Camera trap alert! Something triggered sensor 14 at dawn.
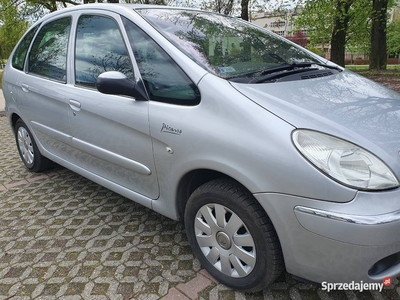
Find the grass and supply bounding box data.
[345,65,400,71]
[345,65,400,78]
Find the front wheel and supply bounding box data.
[184,179,284,292]
[15,119,52,172]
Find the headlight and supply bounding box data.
[292,129,399,190]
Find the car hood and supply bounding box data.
[230,70,400,174]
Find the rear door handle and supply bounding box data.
[21,83,29,92]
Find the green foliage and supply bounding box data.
[0,0,30,59]
[345,0,371,53]
[307,46,326,57]
[294,0,371,50]
[293,0,333,48]
[387,18,400,57]
[26,0,80,12]
[294,0,398,68]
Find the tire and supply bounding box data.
[184,179,284,292]
[15,119,52,172]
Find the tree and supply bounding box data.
[0,0,81,57]
[294,0,335,58]
[26,0,80,12]
[369,0,388,70]
[345,0,371,59]
[295,0,396,69]
[199,0,236,15]
[241,0,250,20]
[294,0,359,66]
[330,0,354,66]
[0,0,30,59]
[217,0,235,15]
[387,18,400,58]
[294,0,374,67]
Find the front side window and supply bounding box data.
[12,25,39,71]
[28,17,71,82]
[75,15,133,87]
[137,9,319,81]
[122,17,200,105]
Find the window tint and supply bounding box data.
[12,25,39,71]
[75,15,133,87]
[28,18,71,82]
[122,17,200,106]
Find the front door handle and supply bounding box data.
[69,99,81,112]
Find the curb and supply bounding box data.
[161,270,218,299]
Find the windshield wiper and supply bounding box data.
[225,62,311,81]
[257,62,313,77]
[258,62,341,76]
[227,61,342,83]
[250,62,342,83]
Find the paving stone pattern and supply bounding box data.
[1,116,400,300]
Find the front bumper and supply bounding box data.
[254,189,400,284]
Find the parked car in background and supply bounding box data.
[3,4,400,292]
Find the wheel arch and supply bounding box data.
[176,169,269,222]
[176,169,223,220]
[10,113,22,132]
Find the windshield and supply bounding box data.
[137,9,320,80]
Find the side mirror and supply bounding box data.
[96,71,148,100]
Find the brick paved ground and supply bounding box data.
[1,115,400,300]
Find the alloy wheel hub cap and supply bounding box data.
[216,231,231,250]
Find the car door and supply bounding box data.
[67,11,159,200]
[17,16,73,158]
[121,16,201,207]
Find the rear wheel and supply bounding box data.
[15,119,52,172]
[184,179,284,292]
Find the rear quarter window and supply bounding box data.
[12,25,39,71]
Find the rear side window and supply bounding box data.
[122,17,200,106]
[12,25,39,71]
[75,15,133,88]
[28,17,71,82]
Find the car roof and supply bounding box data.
[30,3,213,27]
[41,3,206,17]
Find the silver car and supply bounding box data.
[3,3,400,292]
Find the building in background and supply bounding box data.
[251,9,300,37]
